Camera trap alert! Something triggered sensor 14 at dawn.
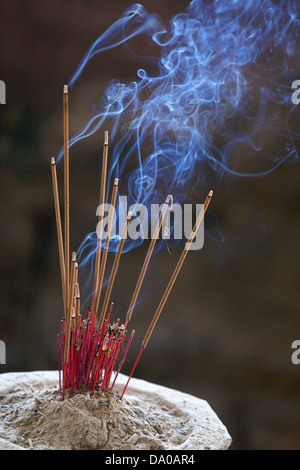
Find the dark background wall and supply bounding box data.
[0,0,300,450]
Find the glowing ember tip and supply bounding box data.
[63,84,68,94]
[75,283,80,298]
[104,130,109,146]
[165,194,173,209]
[208,190,213,197]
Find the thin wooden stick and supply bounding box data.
[91,131,109,313]
[121,190,213,400]
[111,329,135,390]
[120,345,143,400]
[69,254,77,322]
[51,157,66,312]
[95,178,119,324]
[98,211,132,329]
[71,307,76,346]
[75,282,80,325]
[63,85,70,324]
[57,334,61,393]
[124,194,173,328]
[75,262,78,285]
[142,190,213,349]
[64,251,76,363]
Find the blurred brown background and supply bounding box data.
[0,0,300,450]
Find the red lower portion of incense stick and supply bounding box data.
[120,345,144,400]
[59,303,133,399]
[111,330,135,390]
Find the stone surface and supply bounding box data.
[0,371,231,450]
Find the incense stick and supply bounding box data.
[64,251,76,364]
[57,334,61,393]
[142,190,213,349]
[95,178,119,323]
[98,211,132,330]
[91,131,109,313]
[120,190,213,400]
[51,157,66,312]
[111,329,135,390]
[75,282,80,325]
[124,194,173,328]
[74,262,78,285]
[63,85,70,323]
[71,307,76,346]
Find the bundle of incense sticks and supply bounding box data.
[51,85,213,400]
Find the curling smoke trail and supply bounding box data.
[56,0,300,297]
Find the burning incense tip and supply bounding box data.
[127,211,132,220]
[75,282,80,298]
[208,190,213,197]
[165,194,173,209]
[72,252,76,262]
[114,178,119,186]
[64,85,68,94]
[51,157,56,165]
[104,131,109,146]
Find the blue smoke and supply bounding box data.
[56,0,300,287]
